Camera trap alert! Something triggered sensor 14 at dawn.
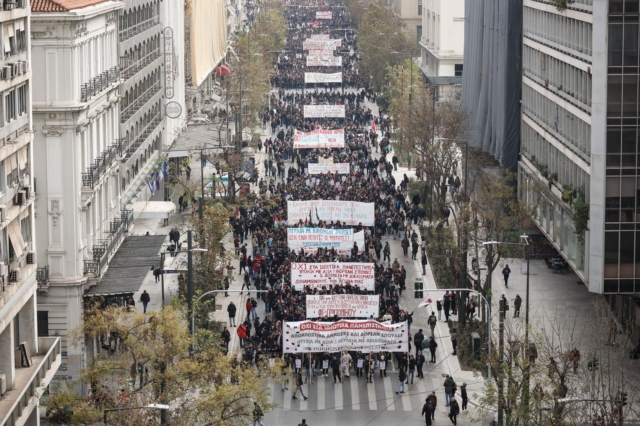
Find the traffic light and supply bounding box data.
[587,356,599,371]
[594,357,599,371]
[619,391,628,407]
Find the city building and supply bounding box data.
[460,0,522,170]
[389,0,422,43]
[0,0,61,424]
[418,0,464,97]
[30,0,125,391]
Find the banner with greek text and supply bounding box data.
[310,34,330,39]
[316,11,332,19]
[306,56,342,67]
[303,38,342,51]
[290,262,375,290]
[283,320,408,353]
[287,228,363,254]
[293,128,345,148]
[306,295,379,318]
[305,72,343,84]
[308,162,350,174]
[306,50,335,57]
[303,104,345,118]
[287,200,375,226]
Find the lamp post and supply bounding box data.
[483,236,531,425]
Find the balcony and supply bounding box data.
[36,265,49,291]
[81,139,123,189]
[124,113,161,157]
[0,337,61,426]
[80,66,120,103]
[84,209,133,277]
[120,82,162,124]
[118,15,160,43]
[119,48,161,81]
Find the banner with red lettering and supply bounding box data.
[290,262,375,290]
[316,11,332,19]
[287,227,364,254]
[293,128,345,148]
[308,162,350,174]
[303,39,341,51]
[303,104,345,118]
[306,56,342,67]
[283,320,409,353]
[287,200,375,226]
[306,295,379,318]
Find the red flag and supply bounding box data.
[371,117,377,132]
[312,21,319,28]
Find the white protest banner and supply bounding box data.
[306,294,379,318]
[306,56,342,67]
[287,228,364,254]
[305,72,343,84]
[287,200,375,226]
[316,11,332,19]
[303,104,345,118]
[303,39,342,51]
[310,34,331,39]
[293,128,345,148]
[318,156,333,164]
[306,49,335,57]
[308,163,350,174]
[283,320,409,353]
[290,262,375,290]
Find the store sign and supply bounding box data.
[164,27,174,99]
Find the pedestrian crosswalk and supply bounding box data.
[267,370,443,412]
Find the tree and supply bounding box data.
[45,302,283,425]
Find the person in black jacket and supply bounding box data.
[227,302,237,327]
[449,397,460,424]
[429,336,438,363]
[292,369,308,400]
[221,326,231,349]
[421,399,434,426]
[414,329,425,358]
[416,351,426,378]
[140,290,151,313]
[421,251,428,275]
[460,383,468,410]
[331,356,342,383]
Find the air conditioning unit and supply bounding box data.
[14,190,25,205]
[10,268,21,282]
[26,252,34,264]
[0,66,9,80]
[0,373,6,397]
[20,61,27,74]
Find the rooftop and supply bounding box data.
[31,0,113,12]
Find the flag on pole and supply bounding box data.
[315,207,321,222]
[418,295,433,308]
[309,208,313,225]
[274,216,280,230]
[371,117,377,132]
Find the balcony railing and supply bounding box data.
[81,139,123,189]
[120,82,162,123]
[119,48,161,81]
[36,265,49,290]
[118,15,160,42]
[125,113,162,157]
[0,337,61,426]
[84,209,132,277]
[80,66,120,103]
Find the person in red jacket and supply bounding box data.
[237,323,247,348]
[246,300,253,321]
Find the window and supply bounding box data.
[417,26,422,42]
[20,215,31,243]
[418,0,422,15]
[5,89,15,123]
[17,85,26,116]
[37,311,49,337]
[455,64,463,77]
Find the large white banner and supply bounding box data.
[290,262,375,290]
[293,129,345,148]
[306,56,342,67]
[306,295,379,318]
[287,228,363,254]
[305,72,343,84]
[306,50,335,57]
[287,200,375,226]
[310,34,330,39]
[303,104,345,118]
[303,39,342,51]
[316,11,332,19]
[308,162,350,174]
[283,320,409,353]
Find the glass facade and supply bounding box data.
[604,0,640,293]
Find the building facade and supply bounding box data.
[0,0,61,424]
[517,0,594,289]
[418,0,464,96]
[390,0,422,43]
[30,0,125,391]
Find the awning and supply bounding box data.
[216,65,231,77]
[133,201,176,219]
[85,235,166,297]
[8,219,24,258]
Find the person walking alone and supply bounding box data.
[140,290,150,313]
[422,398,434,426]
[227,301,237,327]
[502,264,511,288]
[429,336,438,363]
[514,294,522,318]
[451,328,458,356]
[253,402,265,426]
[421,250,428,274]
[292,370,308,400]
[448,397,460,424]
[396,368,406,394]
[460,383,468,411]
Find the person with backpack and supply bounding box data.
[444,374,457,406]
[436,299,443,321]
[502,264,511,288]
[252,402,265,426]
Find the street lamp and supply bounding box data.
[483,236,531,425]
[103,403,170,425]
